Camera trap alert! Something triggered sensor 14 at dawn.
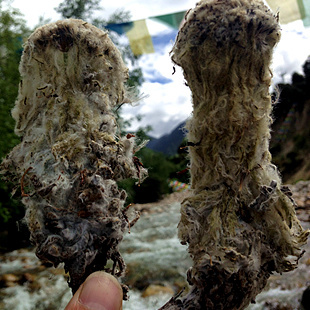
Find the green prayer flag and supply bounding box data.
[300,0,310,26]
[151,11,186,29]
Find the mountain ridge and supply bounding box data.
[147,121,187,155]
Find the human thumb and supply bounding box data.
[65,271,123,310]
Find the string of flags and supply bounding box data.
[267,0,310,26]
[168,179,190,192]
[274,102,297,143]
[106,0,310,56]
[105,11,186,56]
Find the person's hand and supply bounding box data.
[65,271,123,310]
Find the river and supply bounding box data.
[0,191,309,310]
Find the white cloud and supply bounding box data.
[100,0,197,21]
[11,0,62,27]
[121,37,192,138]
[9,0,310,138]
[123,19,310,138]
[272,21,310,85]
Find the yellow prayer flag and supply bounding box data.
[126,20,155,56]
[266,0,302,24]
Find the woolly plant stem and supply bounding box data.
[0,19,146,296]
[162,0,310,309]
[1,4,309,310]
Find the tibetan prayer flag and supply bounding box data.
[105,22,133,35]
[105,11,187,56]
[300,0,310,26]
[106,20,154,56]
[151,11,187,29]
[125,20,155,55]
[105,1,310,58]
[266,0,310,26]
[168,179,190,192]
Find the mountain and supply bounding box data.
[147,121,187,155]
[146,59,310,182]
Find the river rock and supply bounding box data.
[19,272,35,284]
[289,181,310,209]
[0,273,19,287]
[301,286,310,310]
[263,301,294,310]
[142,284,174,298]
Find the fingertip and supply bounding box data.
[65,272,123,310]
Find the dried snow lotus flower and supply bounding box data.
[162,0,310,309]
[0,19,147,296]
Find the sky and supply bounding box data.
[9,0,310,138]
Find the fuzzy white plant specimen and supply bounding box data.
[1,2,309,309]
[161,0,310,309]
[0,19,146,296]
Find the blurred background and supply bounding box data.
[0,0,309,309]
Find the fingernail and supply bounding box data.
[78,272,122,310]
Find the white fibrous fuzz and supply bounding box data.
[162,0,310,309]
[0,19,147,296]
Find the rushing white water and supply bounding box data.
[121,202,191,310]
[122,202,192,279]
[0,250,38,274]
[125,290,173,310]
[1,275,71,310]
[0,199,309,310]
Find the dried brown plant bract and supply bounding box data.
[0,19,147,296]
[165,0,310,309]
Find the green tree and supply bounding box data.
[270,56,310,182]
[168,138,190,184]
[303,56,310,87]
[0,1,31,249]
[55,0,101,20]
[0,1,30,159]
[119,147,178,204]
